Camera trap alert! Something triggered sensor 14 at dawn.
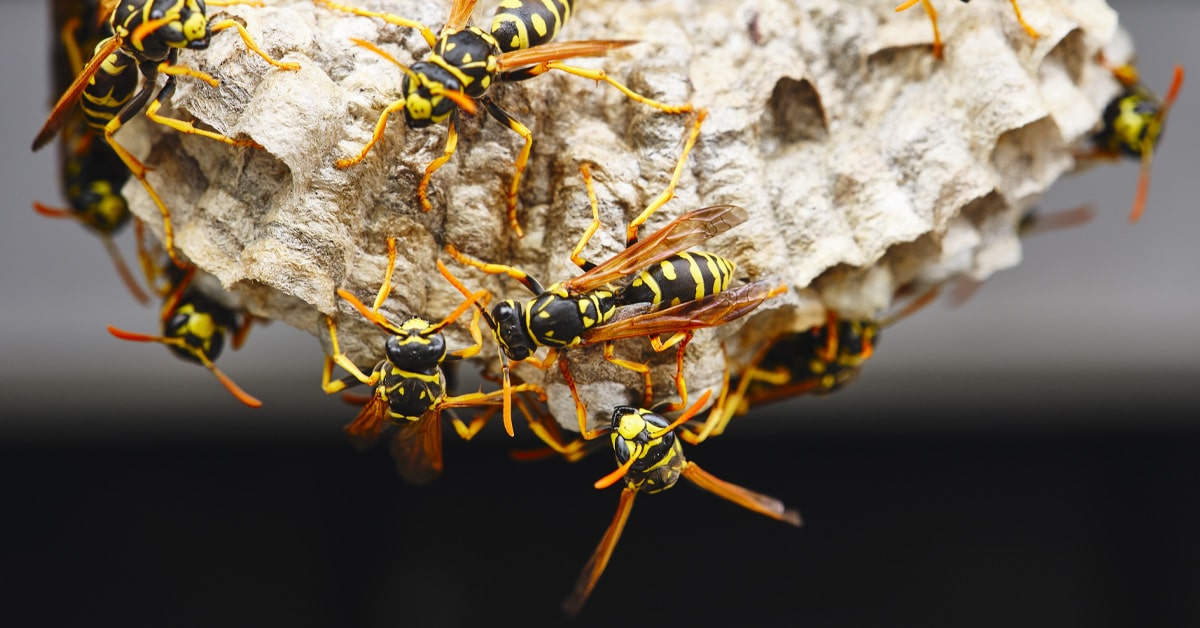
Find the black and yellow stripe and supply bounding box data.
[490,0,574,52]
[618,252,736,309]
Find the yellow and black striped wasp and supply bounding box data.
[31,0,300,267]
[444,113,781,437]
[313,0,693,236]
[559,391,803,616]
[106,223,262,407]
[35,0,148,304]
[1076,58,1184,223]
[321,237,544,485]
[894,0,1038,59]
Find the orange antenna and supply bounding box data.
[1130,65,1184,223]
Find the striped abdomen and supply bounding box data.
[490,0,574,52]
[79,45,139,131]
[618,252,736,309]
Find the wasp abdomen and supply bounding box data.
[490,0,575,52]
[618,252,735,309]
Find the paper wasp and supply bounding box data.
[35,3,148,304]
[559,391,802,616]
[106,223,262,407]
[313,0,693,236]
[1077,58,1184,223]
[894,0,1039,59]
[321,237,543,485]
[31,0,300,267]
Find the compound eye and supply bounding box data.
[493,302,534,361]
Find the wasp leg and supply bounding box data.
[895,0,943,59]
[442,383,544,440]
[335,95,406,168]
[208,19,301,71]
[444,243,548,296]
[511,61,693,116]
[625,109,706,246]
[417,115,460,213]
[570,163,604,272]
[559,357,605,440]
[103,84,185,267]
[678,340,789,445]
[601,342,653,408]
[312,0,438,48]
[145,79,262,149]
[1007,0,1040,39]
[321,315,380,394]
[655,331,694,413]
[481,97,533,238]
[510,391,595,462]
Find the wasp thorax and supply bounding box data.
[492,301,536,361]
[403,63,462,128]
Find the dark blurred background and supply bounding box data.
[2,0,1198,626]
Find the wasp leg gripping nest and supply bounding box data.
[122,0,1125,433]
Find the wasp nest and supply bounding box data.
[122,0,1125,432]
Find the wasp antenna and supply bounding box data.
[132,14,175,47]
[593,454,637,490]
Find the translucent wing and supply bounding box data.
[496,39,636,71]
[680,462,802,526]
[581,280,774,345]
[561,487,638,617]
[443,0,480,33]
[562,205,748,295]
[32,35,123,151]
[388,412,445,486]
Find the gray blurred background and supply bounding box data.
[2,0,1196,439]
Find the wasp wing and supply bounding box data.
[389,412,445,486]
[443,0,480,33]
[561,487,638,617]
[680,462,802,526]
[33,35,123,151]
[580,280,773,345]
[344,392,389,450]
[496,40,637,71]
[562,205,748,295]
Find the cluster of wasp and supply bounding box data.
[33,0,1183,615]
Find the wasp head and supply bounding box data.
[402,61,464,128]
[610,406,675,473]
[164,300,228,365]
[491,300,536,361]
